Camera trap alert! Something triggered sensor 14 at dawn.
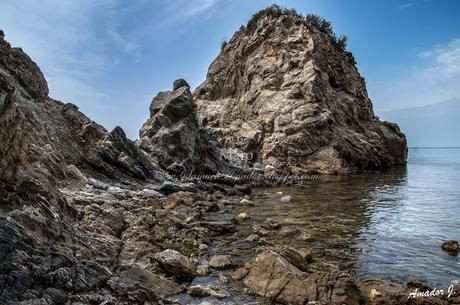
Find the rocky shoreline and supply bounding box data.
[0,6,455,305]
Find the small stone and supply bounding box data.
[155,249,195,280]
[236,212,250,222]
[369,288,382,301]
[218,273,228,283]
[251,225,270,236]
[188,285,229,299]
[209,255,233,270]
[276,191,283,194]
[262,218,281,230]
[280,195,292,203]
[279,226,299,237]
[240,198,252,205]
[198,243,209,251]
[265,165,275,171]
[441,240,459,254]
[246,234,259,242]
[196,265,210,277]
[298,231,313,241]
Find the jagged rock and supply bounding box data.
[139,80,235,176]
[173,78,190,90]
[154,249,196,280]
[194,8,407,174]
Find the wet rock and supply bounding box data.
[441,240,459,254]
[236,212,250,222]
[251,225,271,236]
[107,186,126,198]
[262,218,281,230]
[280,246,312,271]
[209,255,233,270]
[199,221,237,236]
[154,249,196,280]
[108,265,182,302]
[218,273,228,283]
[280,195,292,203]
[196,265,210,277]
[188,285,229,299]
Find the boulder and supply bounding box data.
[441,240,459,254]
[154,249,196,280]
[244,250,361,305]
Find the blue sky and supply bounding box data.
[1,0,459,146]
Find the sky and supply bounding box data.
[0,0,459,146]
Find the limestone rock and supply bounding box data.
[194,8,407,174]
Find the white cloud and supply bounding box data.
[372,37,460,112]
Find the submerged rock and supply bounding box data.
[209,255,233,270]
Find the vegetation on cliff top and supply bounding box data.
[245,5,348,51]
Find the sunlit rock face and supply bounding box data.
[194,10,407,174]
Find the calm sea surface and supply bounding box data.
[232,148,460,287]
[177,148,460,304]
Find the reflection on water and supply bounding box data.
[223,148,460,287]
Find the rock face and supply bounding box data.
[139,80,234,175]
[244,250,361,305]
[194,8,407,174]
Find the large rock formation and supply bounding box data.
[139,80,232,175]
[195,7,407,174]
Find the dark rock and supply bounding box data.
[441,240,459,254]
[154,249,196,280]
[173,78,190,90]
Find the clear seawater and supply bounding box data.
[227,148,460,288]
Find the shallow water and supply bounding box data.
[230,148,460,288]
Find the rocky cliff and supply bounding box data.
[195,7,407,174]
[0,8,419,305]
